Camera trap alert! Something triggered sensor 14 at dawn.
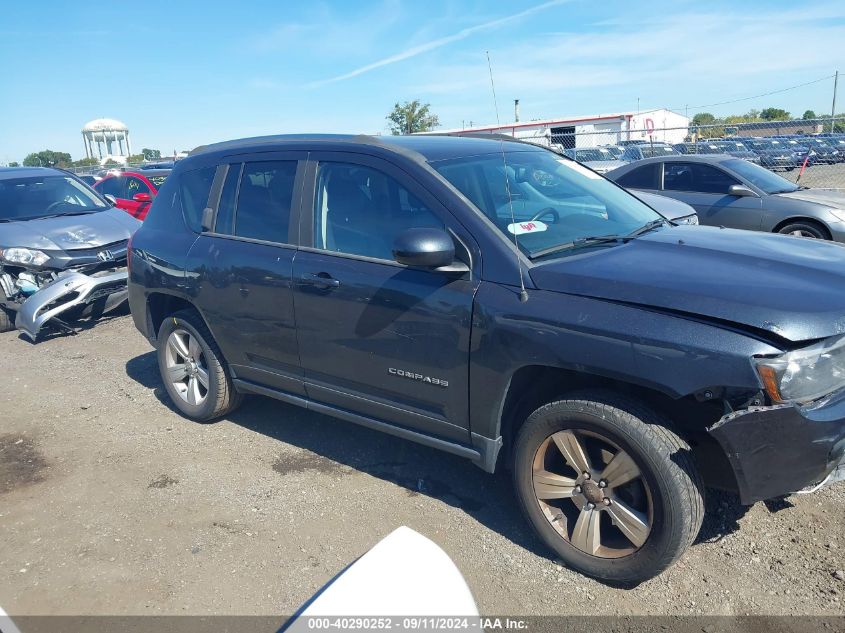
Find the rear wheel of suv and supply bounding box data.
[513,391,704,584]
[777,221,828,240]
[156,309,243,422]
[0,307,14,333]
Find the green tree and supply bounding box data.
[760,107,790,121]
[803,109,817,120]
[141,148,161,160]
[103,158,121,167]
[72,157,100,167]
[8,161,19,167]
[127,154,145,164]
[692,112,716,126]
[387,100,440,135]
[22,150,72,167]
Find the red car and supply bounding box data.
[92,169,171,220]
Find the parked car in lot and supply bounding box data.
[708,140,761,164]
[742,138,799,170]
[619,143,679,161]
[92,169,171,220]
[607,154,845,240]
[562,147,627,174]
[801,138,842,164]
[76,174,100,186]
[0,167,140,339]
[771,137,817,165]
[673,142,724,155]
[129,134,845,584]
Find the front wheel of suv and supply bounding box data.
[156,309,243,422]
[513,392,704,584]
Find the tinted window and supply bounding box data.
[214,163,242,235]
[0,175,107,221]
[615,164,659,189]
[179,166,215,233]
[125,176,151,198]
[314,162,444,261]
[722,159,798,194]
[664,163,739,194]
[234,161,296,243]
[97,176,124,198]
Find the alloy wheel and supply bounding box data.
[164,329,210,406]
[532,429,653,558]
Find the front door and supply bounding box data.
[291,154,479,443]
[187,156,306,395]
[661,162,763,230]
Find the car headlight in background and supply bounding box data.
[0,247,50,266]
[674,214,699,225]
[754,335,845,403]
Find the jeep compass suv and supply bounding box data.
[128,134,845,583]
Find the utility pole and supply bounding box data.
[831,70,839,133]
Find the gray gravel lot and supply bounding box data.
[0,311,843,616]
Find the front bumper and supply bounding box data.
[709,390,845,504]
[14,269,128,341]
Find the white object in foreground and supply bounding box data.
[300,526,478,617]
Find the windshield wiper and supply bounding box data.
[531,219,668,259]
[626,218,668,238]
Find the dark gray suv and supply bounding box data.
[128,134,845,584]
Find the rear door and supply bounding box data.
[187,153,307,395]
[661,162,763,230]
[291,152,480,442]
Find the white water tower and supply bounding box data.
[82,118,131,163]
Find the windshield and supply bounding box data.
[641,145,678,157]
[433,149,663,259]
[723,158,799,194]
[0,175,107,221]
[601,146,623,158]
[576,148,615,162]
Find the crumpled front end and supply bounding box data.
[708,390,845,504]
[9,269,128,341]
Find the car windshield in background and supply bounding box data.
[0,175,107,222]
[576,149,614,161]
[723,158,799,194]
[433,149,662,260]
[641,146,678,157]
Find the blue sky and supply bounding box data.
[1,0,843,163]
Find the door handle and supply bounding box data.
[301,272,340,288]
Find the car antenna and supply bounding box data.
[487,50,528,303]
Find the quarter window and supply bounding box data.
[179,166,216,233]
[313,162,444,261]
[233,161,297,243]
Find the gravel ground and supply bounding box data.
[0,311,843,617]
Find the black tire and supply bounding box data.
[777,221,829,240]
[513,391,704,584]
[0,307,14,333]
[156,308,243,422]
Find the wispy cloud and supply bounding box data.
[308,0,571,87]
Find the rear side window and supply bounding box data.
[233,161,297,243]
[664,163,739,194]
[97,176,124,198]
[179,166,216,232]
[615,164,659,190]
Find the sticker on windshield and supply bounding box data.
[508,220,548,235]
[557,158,601,179]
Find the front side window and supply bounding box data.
[723,158,798,194]
[125,176,151,198]
[97,176,124,198]
[664,163,739,194]
[313,162,444,261]
[232,161,297,243]
[0,175,107,221]
[179,166,215,233]
[434,148,661,260]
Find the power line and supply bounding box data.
[658,74,836,114]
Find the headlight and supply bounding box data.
[754,335,845,403]
[0,247,50,266]
[675,214,699,225]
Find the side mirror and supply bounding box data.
[132,192,153,203]
[104,194,117,204]
[729,184,757,197]
[393,228,461,270]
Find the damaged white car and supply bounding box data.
[0,167,140,340]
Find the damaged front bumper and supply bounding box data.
[13,269,128,341]
[709,389,845,504]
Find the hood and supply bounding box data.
[0,208,140,252]
[530,225,845,343]
[777,188,845,210]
